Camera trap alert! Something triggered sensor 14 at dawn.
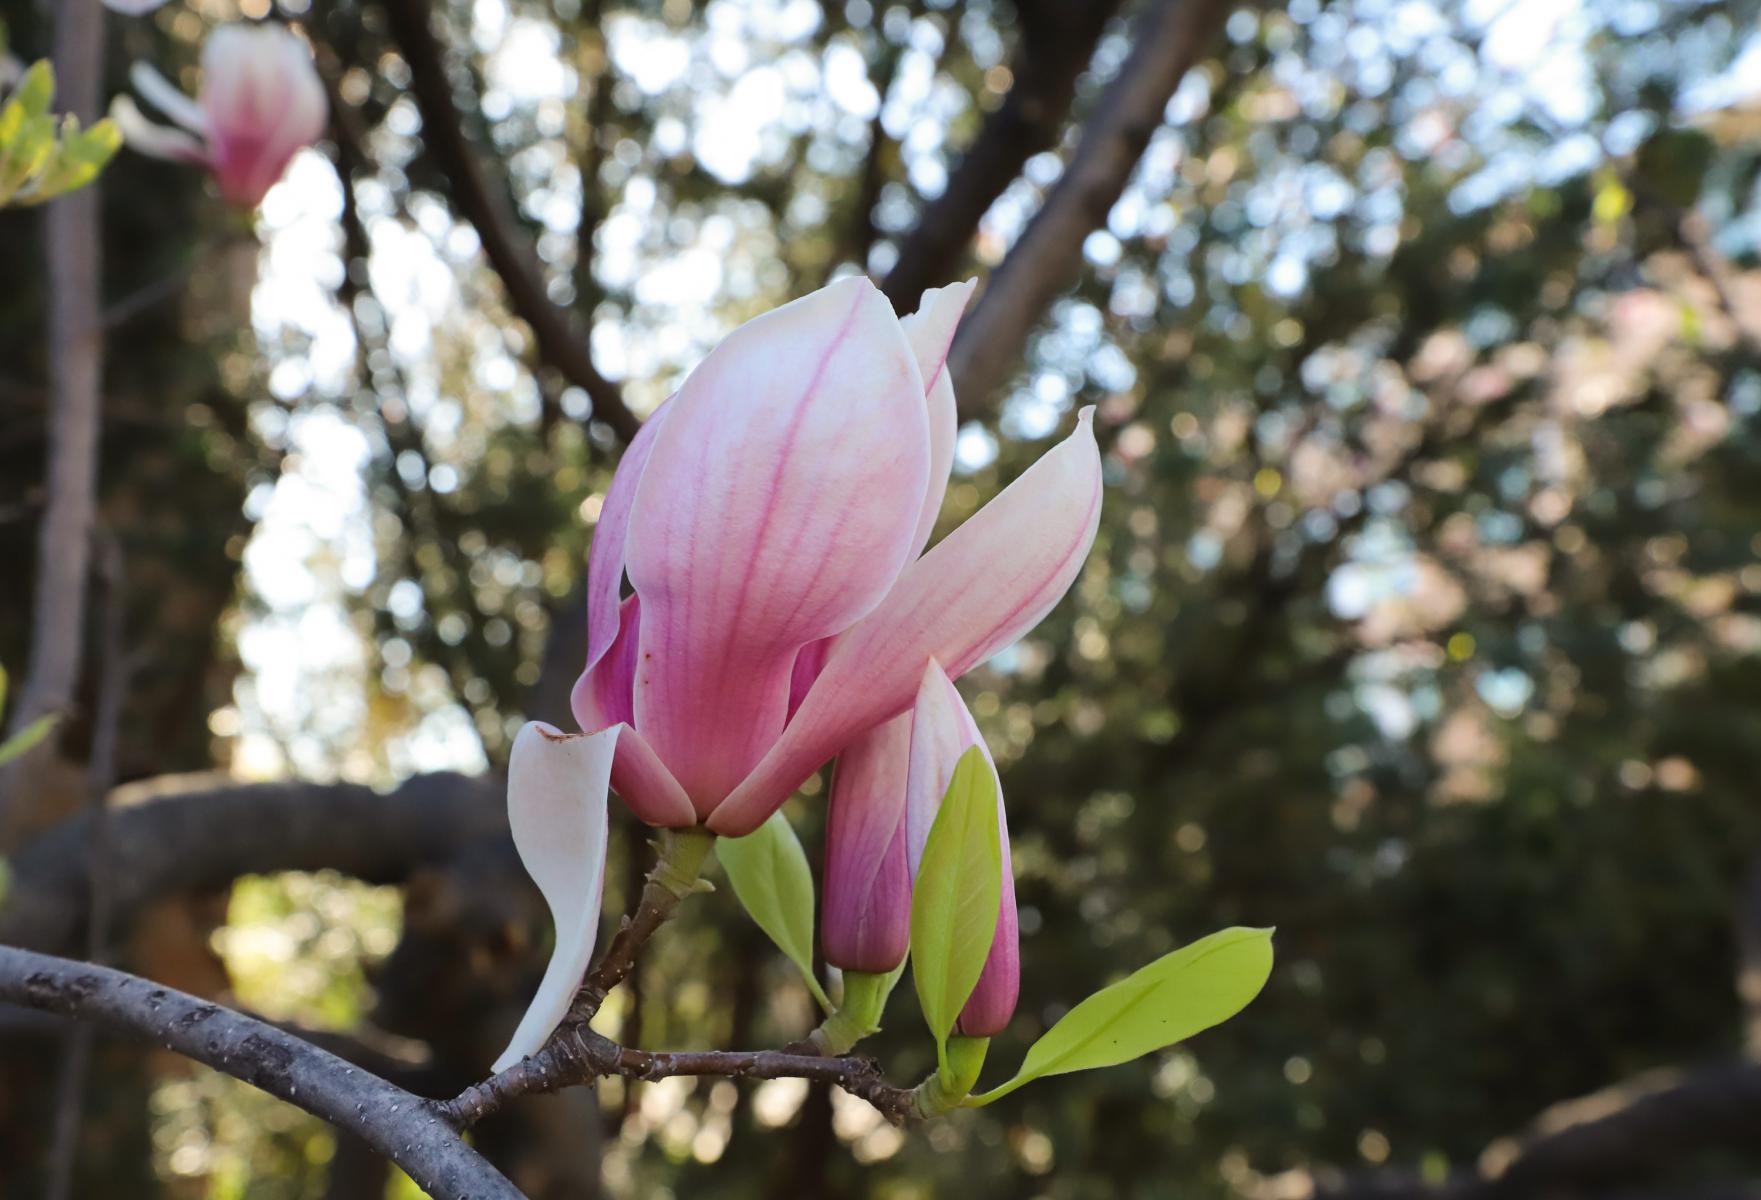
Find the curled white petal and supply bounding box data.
[492,722,616,1072]
[109,96,207,165]
[128,61,209,135]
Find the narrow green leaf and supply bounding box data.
[12,60,54,118]
[969,926,1274,1106]
[0,713,58,768]
[909,745,1002,1071]
[717,811,831,1011]
[0,663,10,714]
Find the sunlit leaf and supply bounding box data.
[0,713,58,767]
[969,926,1274,1106]
[717,810,831,1011]
[909,745,1001,1071]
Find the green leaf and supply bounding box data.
[19,115,120,205]
[717,811,831,1011]
[0,713,58,768]
[968,926,1274,1106]
[0,663,10,714]
[10,60,54,118]
[909,745,1002,1074]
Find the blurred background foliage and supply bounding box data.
[3,0,1761,1195]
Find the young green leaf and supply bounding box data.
[0,713,59,768]
[909,745,1002,1070]
[716,811,831,1011]
[968,926,1274,1106]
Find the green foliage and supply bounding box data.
[715,811,831,1011]
[0,662,58,766]
[0,713,57,767]
[909,746,1002,1077]
[0,60,119,208]
[971,927,1274,1106]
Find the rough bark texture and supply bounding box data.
[0,946,520,1200]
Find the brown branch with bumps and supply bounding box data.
[437,1025,916,1130]
[434,826,919,1130]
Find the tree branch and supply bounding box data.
[1309,1061,1761,1200]
[0,771,506,955]
[0,946,520,1200]
[437,1025,916,1130]
[946,0,1232,413]
[879,0,1127,310]
[44,537,131,1200]
[1,0,107,837]
[375,0,642,442]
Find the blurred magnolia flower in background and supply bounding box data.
[101,0,174,15]
[110,22,326,209]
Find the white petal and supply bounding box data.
[492,722,615,1072]
[109,96,207,165]
[129,61,209,135]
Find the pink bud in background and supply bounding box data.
[112,23,326,209]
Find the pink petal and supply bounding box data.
[607,722,697,828]
[820,713,913,973]
[903,663,1018,1037]
[583,401,671,679]
[628,277,930,813]
[787,636,833,722]
[492,722,613,1070]
[707,408,1101,836]
[900,281,974,558]
[571,594,640,731]
[199,24,327,208]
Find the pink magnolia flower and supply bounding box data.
[571,275,1102,838]
[110,23,326,209]
[823,661,1019,1035]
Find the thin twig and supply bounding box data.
[437,1026,916,1130]
[43,537,130,1200]
[0,946,521,1200]
[435,829,907,1128]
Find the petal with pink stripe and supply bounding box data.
[627,276,929,814]
[820,712,914,973]
[707,407,1101,836]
